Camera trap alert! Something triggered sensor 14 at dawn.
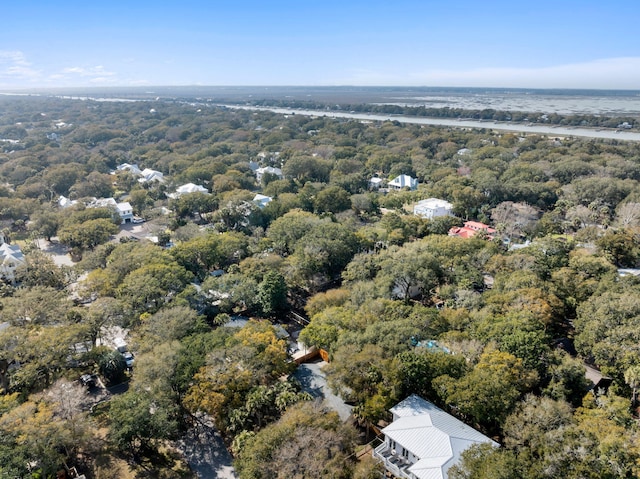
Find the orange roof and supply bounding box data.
[449,224,495,240]
[463,221,496,233]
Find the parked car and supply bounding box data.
[123,352,134,368]
[80,373,96,388]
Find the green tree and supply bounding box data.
[256,270,288,316]
[376,242,443,303]
[171,231,248,279]
[170,191,217,220]
[266,209,324,255]
[108,389,179,453]
[0,286,72,326]
[98,348,127,385]
[394,349,467,399]
[542,351,590,407]
[0,400,77,478]
[434,349,537,433]
[574,284,640,378]
[624,365,640,407]
[116,262,192,313]
[314,186,351,214]
[184,320,294,433]
[81,297,127,346]
[135,305,206,352]
[58,217,119,250]
[28,207,60,241]
[502,394,574,476]
[596,229,640,267]
[15,249,69,289]
[448,443,522,479]
[285,221,359,290]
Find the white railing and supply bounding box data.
[372,443,413,478]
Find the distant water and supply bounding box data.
[376,89,640,116]
[3,86,640,117]
[199,86,640,117]
[174,86,640,117]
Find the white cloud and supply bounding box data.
[0,50,41,82]
[0,50,30,66]
[62,67,85,74]
[340,57,640,89]
[126,78,152,86]
[62,65,116,78]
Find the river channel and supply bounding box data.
[224,105,640,142]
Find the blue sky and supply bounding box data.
[1,0,639,89]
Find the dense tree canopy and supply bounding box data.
[1,94,640,478]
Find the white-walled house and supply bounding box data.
[0,233,24,283]
[116,202,134,223]
[139,168,165,183]
[115,163,164,184]
[255,166,283,184]
[413,198,454,219]
[58,195,78,208]
[87,197,134,224]
[387,174,418,191]
[116,163,142,176]
[373,395,498,479]
[369,177,384,190]
[167,183,209,199]
[252,194,273,209]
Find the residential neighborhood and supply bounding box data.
[0,92,638,479]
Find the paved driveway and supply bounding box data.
[175,414,237,479]
[293,360,353,421]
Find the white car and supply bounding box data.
[123,352,134,368]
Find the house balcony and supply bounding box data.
[373,443,414,479]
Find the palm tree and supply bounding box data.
[624,365,640,409]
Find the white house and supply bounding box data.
[255,166,283,184]
[387,174,418,191]
[167,183,209,199]
[87,197,134,224]
[58,195,78,208]
[413,198,454,220]
[138,168,165,184]
[116,163,142,176]
[116,202,134,223]
[373,395,498,479]
[89,197,117,209]
[0,234,24,283]
[369,177,384,190]
[115,163,164,184]
[252,194,273,209]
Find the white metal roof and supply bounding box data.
[382,396,498,479]
[390,394,442,417]
[116,202,132,213]
[414,198,453,209]
[388,174,418,188]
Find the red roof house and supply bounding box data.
[448,221,496,240]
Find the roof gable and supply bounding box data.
[388,174,417,188]
[382,395,498,479]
